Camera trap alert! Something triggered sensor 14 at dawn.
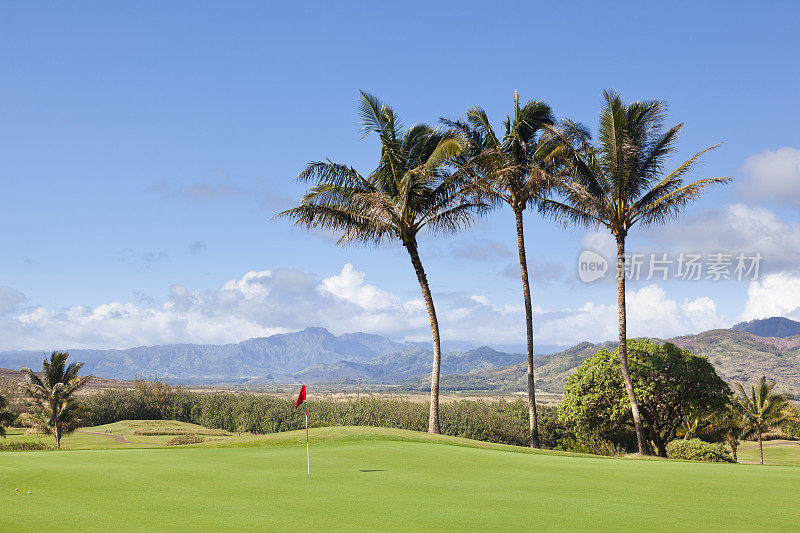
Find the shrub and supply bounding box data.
[0,441,55,451]
[666,438,734,463]
[166,434,205,445]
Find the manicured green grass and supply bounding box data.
[738,440,800,466]
[1,426,798,531]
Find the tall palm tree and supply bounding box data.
[443,92,556,447]
[277,92,485,433]
[20,351,91,448]
[0,392,16,438]
[543,90,730,454]
[735,376,791,464]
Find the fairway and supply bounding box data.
[1,427,799,532]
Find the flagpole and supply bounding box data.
[304,397,309,476]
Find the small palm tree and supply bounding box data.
[20,351,91,448]
[709,403,746,463]
[543,90,730,454]
[0,392,16,438]
[735,376,791,464]
[443,92,557,447]
[277,92,485,433]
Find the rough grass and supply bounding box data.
[1,425,798,531]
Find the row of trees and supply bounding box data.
[559,339,792,463]
[277,89,730,453]
[0,350,793,461]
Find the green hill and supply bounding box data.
[2,425,798,531]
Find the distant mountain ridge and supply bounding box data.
[0,327,411,381]
[3,319,799,396]
[732,316,800,338]
[436,328,800,397]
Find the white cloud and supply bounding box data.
[535,284,725,343]
[0,266,725,351]
[319,263,400,310]
[643,203,800,272]
[740,272,800,321]
[739,147,800,205]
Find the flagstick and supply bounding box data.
[304,399,309,476]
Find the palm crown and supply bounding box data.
[545,90,730,235]
[279,91,485,246]
[444,92,557,211]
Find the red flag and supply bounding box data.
[295,384,306,407]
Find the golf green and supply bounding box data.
[1,429,798,531]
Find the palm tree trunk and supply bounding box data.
[514,209,539,448]
[404,240,442,434]
[758,431,763,464]
[616,235,648,455]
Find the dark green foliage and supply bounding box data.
[0,440,54,451]
[665,438,734,463]
[80,388,616,453]
[560,339,731,456]
[0,392,15,438]
[784,405,800,438]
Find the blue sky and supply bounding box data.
[1,1,799,350]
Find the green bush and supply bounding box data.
[665,438,734,463]
[0,441,54,451]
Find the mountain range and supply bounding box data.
[1,317,798,396]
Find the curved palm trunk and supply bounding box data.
[404,240,442,434]
[758,430,764,464]
[514,209,539,448]
[616,235,648,455]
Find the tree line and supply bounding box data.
[1,349,796,463]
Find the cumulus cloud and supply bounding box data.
[643,203,800,273]
[535,284,725,343]
[739,147,800,206]
[740,272,800,321]
[0,265,726,351]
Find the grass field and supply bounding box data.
[1,424,799,532]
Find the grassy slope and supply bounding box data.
[1,425,799,532]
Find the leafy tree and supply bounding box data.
[20,351,91,448]
[560,339,730,456]
[443,93,556,447]
[0,392,16,438]
[277,92,485,433]
[735,376,791,464]
[544,91,730,454]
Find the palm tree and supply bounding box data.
[543,90,730,454]
[709,403,746,463]
[443,92,556,447]
[0,392,16,438]
[735,376,791,464]
[277,92,485,433]
[20,351,91,448]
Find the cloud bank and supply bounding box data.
[0,263,731,352]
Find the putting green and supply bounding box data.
[1,427,798,531]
